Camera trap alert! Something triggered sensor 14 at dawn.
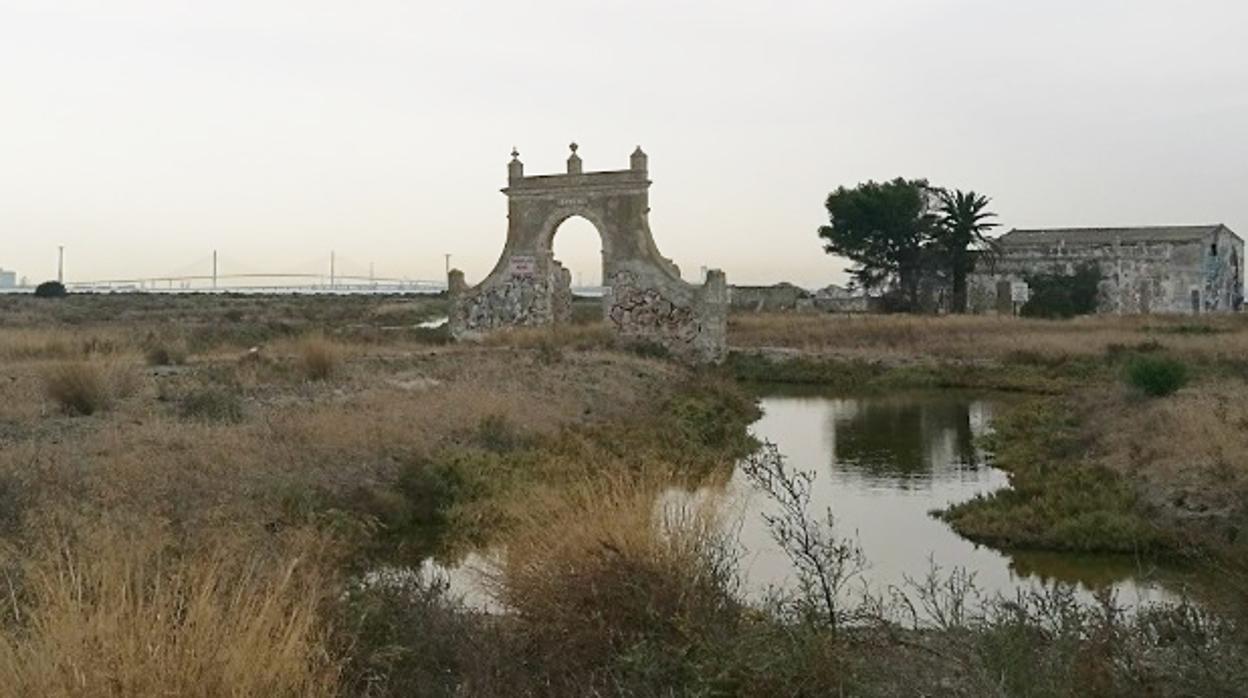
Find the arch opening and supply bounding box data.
[550,215,604,289]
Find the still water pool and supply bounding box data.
[707,389,1180,607]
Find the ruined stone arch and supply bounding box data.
[448,144,727,363]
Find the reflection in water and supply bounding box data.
[720,391,1182,609]
[826,396,985,484]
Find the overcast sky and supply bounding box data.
[2,0,1246,288]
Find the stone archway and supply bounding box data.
[448,143,727,363]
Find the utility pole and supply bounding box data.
[57,246,64,283]
[212,250,218,289]
[330,251,336,289]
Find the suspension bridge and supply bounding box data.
[28,250,605,295]
[57,250,448,294]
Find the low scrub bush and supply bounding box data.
[144,339,189,366]
[1125,355,1188,397]
[178,385,246,423]
[483,474,743,694]
[41,361,109,415]
[663,377,761,457]
[472,414,528,453]
[334,571,488,697]
[297,335,343,381]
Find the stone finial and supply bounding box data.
[630,145,647,172]
[567,141,582,174]
[508,147,523,181]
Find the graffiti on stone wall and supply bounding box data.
[607,271,701,344]
[458,275,552,331]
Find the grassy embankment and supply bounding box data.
[728,312,1248,563]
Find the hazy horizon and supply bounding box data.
[3,1,1246,289]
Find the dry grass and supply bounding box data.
[484,472,738,677]
[0,295,718,694]
[144,338,189,366]
[41,361,111,415]
[1094,382,1248,534]
[730,312,1248,363]
[481,323,615,351]
[294,335,345,381]
[0,328,133,361]
[39,359,142,416]
[0,519,340,698]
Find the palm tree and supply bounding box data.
[935,189,999,313]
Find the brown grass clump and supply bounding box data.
[41,360,110,415]
[296,335,344,381]
[484,473,740,685]
[0,519,340,698]
[144,338,189,366]
[39,360,142,415]
[1094,381,1248,538]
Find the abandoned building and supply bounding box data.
[728,283,810,312]
[448,144,728,363]
[812,284,876,313]
[968,225,1244,315]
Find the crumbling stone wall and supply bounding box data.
[449,145,727,363]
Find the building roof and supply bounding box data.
[997,224,1238,247]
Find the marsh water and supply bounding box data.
[710,388,1183,608]
[424,388,1193,611]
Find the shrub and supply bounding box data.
[473,414,527,453]
[334,571,485,697]
[484,475,742,693]
[42,361,109,415]
[297,336,343,381]
[1021,263,1102,318]
[33,280,67,298]
[178,386,245,423]
[1125,356,1188,397]
[393,453,490,532]
[144,340,189,366]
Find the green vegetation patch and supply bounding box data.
[941,398,1166,553]
[1124,355,1189,397]
[725,351,1084,395]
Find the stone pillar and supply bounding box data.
[508,148,524,183]
[630,146,647,173]
[566,142,582,174]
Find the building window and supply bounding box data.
[1211,242,1218,257]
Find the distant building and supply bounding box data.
[969,225,1244,315]
[811,284,877,313]
[0,269,16,289]
[728,282,811,312]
